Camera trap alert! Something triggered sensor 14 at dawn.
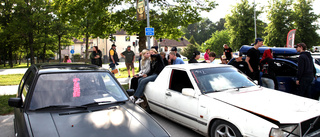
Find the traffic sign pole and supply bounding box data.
[147,0,150,49]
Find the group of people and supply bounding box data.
[229,38,317,99]
[90,39,317,101]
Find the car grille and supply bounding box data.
[301,116,320,137]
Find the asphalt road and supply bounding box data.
[0,113,203,137]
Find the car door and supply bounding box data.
[165,69,199,129]
[274,60,298,94]
[14,68,36,136]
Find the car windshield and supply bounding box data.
[29,72,127,110]
[191,67,256,93]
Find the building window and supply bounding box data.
[125,36,130,42]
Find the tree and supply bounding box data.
[264,0,293,47]
[203,29,230,56]
[225,0,265,50]
[181,18,225,45]
[181,44,200,59]
[293,0,320,48]
[113,0,217,52]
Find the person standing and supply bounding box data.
[164,46,170,59]
[188,51,200,63]
[90,46,102,67]
[204,48,210,62]
[246,38,263,83]
[260,49,277,89]
[109,44,119,70]
[223,44,233,61]
[169,51,185,64]
[295,43,316,98]
[121,46,135,78]
[63,55,72,63]
[230,52,250,75]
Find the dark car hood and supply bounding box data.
[27,103,169,137]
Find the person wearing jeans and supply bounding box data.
[130,48,165,104]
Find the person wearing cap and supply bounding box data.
[295,43,316,99]
[230,52,250,75]
[109,44,119,70]
[260,49,277,89]
[223,44,233,61]
[245,38,263,83]
[220,55,228,64]
[168,47,181,64]
[188,50,200,63]
[121,46,135,78]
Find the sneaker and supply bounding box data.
[128,75,131,78]
[135,98,144,104]
[129,96,135,102]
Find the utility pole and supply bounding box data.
[146,0,150,49]
[254,0,257,39]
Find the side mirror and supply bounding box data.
[8,98,22,108]
[126,89,135,96]
[182,88,196,97]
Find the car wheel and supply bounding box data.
[139,96,153,113]
[210,120,242,137]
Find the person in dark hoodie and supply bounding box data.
[188,50,200,63]
[130,48,165,104]
[260,49,277,89]
[295,43,316,98]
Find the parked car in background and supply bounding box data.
[8,64,170,137]
[140,64,320,137]
[229,45,320,100]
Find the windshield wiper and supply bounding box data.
[82,100,126,107]
[33,105,87,111]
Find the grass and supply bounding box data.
[114,67,139,79]
[0,63,29,69]
[0,74,24,86]
[0,95,16,115]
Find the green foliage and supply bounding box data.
[203,30,230,55]
[0,95,16,115]
[0,74,24,86]
[181,44,200,59]
[225,0,266,50]
[181,18,225,45]
[264,0,293,47]
[293,0,320,48]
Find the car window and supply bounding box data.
[191,67,255,93]
[21,71,35,103]
[29,72,126,110]
[274,61,297,77]
[169,69,194,93]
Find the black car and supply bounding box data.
[229,45,320,100]
[8,64,170,137]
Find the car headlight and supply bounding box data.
[270,124,300,137]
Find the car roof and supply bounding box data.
[32,63,107,74]
[165,63,232,70]
[240,45,299,56]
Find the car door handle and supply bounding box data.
[165,92,171,96]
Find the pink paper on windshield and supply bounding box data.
[73,77,80,97]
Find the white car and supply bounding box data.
[142,64,320,137]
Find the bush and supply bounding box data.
[181,44,200,59]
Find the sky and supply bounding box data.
[200,0,320,34]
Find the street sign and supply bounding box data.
[145,27,154,36]
[70,49,75,54]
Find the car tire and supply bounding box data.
[139,96,153,113]
[210,120,242,137]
